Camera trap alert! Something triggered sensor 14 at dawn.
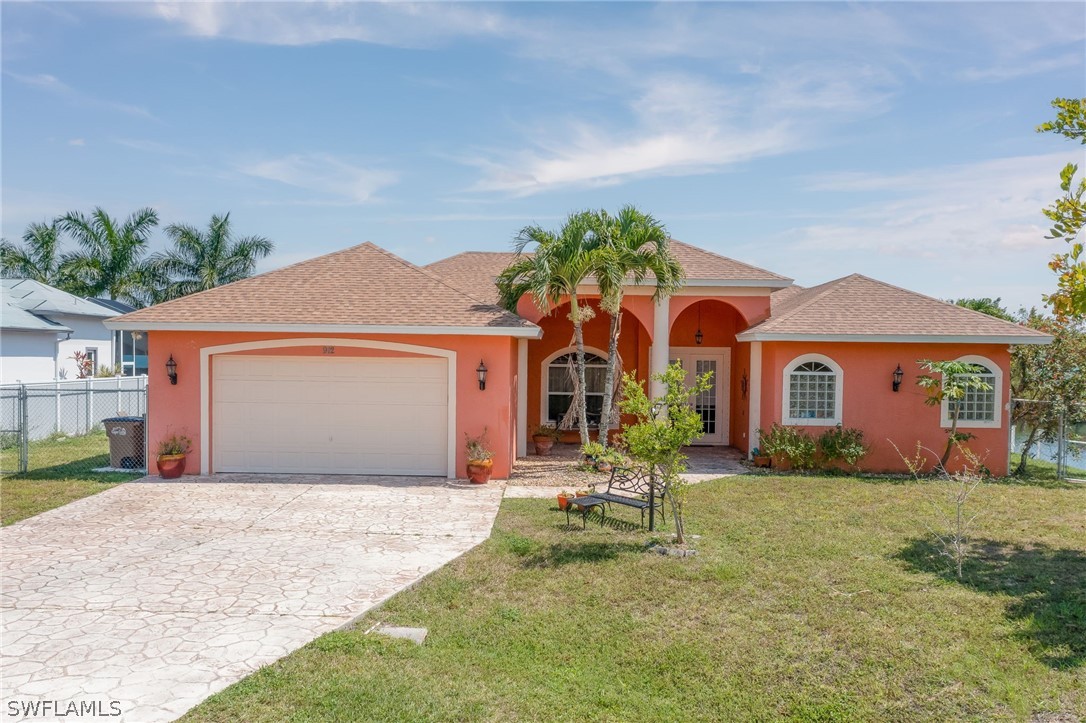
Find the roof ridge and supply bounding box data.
[669,238,791,282]
[365,242,520,317]
[759,276,846,326]
[841,273,1041,335]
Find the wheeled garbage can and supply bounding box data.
[104,416,146,469]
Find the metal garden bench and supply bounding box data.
[565,464,667,530]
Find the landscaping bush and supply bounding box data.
[818,425,869,468]
[758,424,817,470]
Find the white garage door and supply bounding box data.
[212,355,449,476]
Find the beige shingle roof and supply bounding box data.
[424,240,791,303]
[109,242,538,334]
[737,274,1051,343]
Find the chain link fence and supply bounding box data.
[0,376,149,478]
[1010,399,1086,482]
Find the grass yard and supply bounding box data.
[1012,452,1086,482]
[1,430,140,526]
[185,475,1085,722]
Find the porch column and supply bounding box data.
[517,338,528,458]
[748,341,762,458]
[650,296,670,399]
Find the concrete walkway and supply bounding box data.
[1,476,502,722]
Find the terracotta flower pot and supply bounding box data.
[533,436,555,455]
[467,459,493,484]
[596,461,613,473]
[752,455,771,468]
[157,454,186,479]
[557,494,573,510]
[770,455,792,471]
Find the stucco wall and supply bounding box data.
[0,331,58,383]
[758,341,1012,475]
[54,314,114,379]
[147,331,519,478]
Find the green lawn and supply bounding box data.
[1012,452,1086,482]
[1,430,140,526]
[185,475,1085,722]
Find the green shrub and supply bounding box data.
[758,424,817,470]
[818,425,869,468]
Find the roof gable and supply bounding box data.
[738,274,1051,344]
[110,243,538,334]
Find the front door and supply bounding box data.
[670,348,730,445]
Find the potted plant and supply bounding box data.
[580,441,605,465]
[750,447,771,468]
[465,430,494,484]
[595,448,624,473]
[156,432,192,479]
[532,424,560,455]
[556,490,575,510]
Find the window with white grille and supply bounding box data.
[941,356,1002,429]
[782,355,842,425]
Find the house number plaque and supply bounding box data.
[322,346,335,354]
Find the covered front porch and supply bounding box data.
[514,290,773,457]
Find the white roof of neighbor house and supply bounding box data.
[2,279,116,319]
[1,303,73,333]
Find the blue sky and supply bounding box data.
[3,2,1084,311]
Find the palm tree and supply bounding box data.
[152,213,273,300]
[590,206,685,448]
[497,212,599,446]
[0,220,68,285]
[58,207,160,305]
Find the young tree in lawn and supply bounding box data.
[1009,312,1086,475]
[1036,97,1086,320]
[152,213,273,300]
[0,221,70,286]
[916,359,994,469]
[497,212,599,446]
[620,362,711,545]
[590,206,685,450]
[58,207,160,306]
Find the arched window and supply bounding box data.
[782,354,842,425]
[544,351,608,427]
[942,355,1001,429]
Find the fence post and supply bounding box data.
[18,385,29,474]
[86,379,93,435]
[54,383,60,435]
[1057,410,1066,481]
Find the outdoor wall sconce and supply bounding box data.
[892,364,903,392]
[695,302,703,345]
[476,360,488,391]
[740,371,748,399]
[166,355,178,385]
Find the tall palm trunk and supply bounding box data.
[570,291,590,447]
[597,309,622,449]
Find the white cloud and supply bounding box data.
[6,72,156,119]
[112,138,189,156]
[237,153,397,204]
[957,52,1085,82]
[144,2,516,47]
[789,153,1069,257]
[67,138,85,147]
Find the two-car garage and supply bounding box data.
[212,354,450,476]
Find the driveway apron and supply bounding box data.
[1,477,502,722]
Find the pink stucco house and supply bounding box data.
[107,240,1049,479]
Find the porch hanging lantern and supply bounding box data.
[892,364,904,392]
[165,355,178,385]
[695,303,703,345]
[476,360,488,391]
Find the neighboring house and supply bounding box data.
[0,279,137,384]
[107,240,1050,479]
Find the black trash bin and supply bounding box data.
[104,416,146,469]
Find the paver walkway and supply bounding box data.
[1,476,502,722]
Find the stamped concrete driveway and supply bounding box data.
[1,476,502,722]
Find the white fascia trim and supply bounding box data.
[735,332,1052,345]
[575,283,788,297]
[200,337,457,479]
[107,320,542,338]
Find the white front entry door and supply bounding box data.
[669,348,730,445]
[212,355,448,475]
